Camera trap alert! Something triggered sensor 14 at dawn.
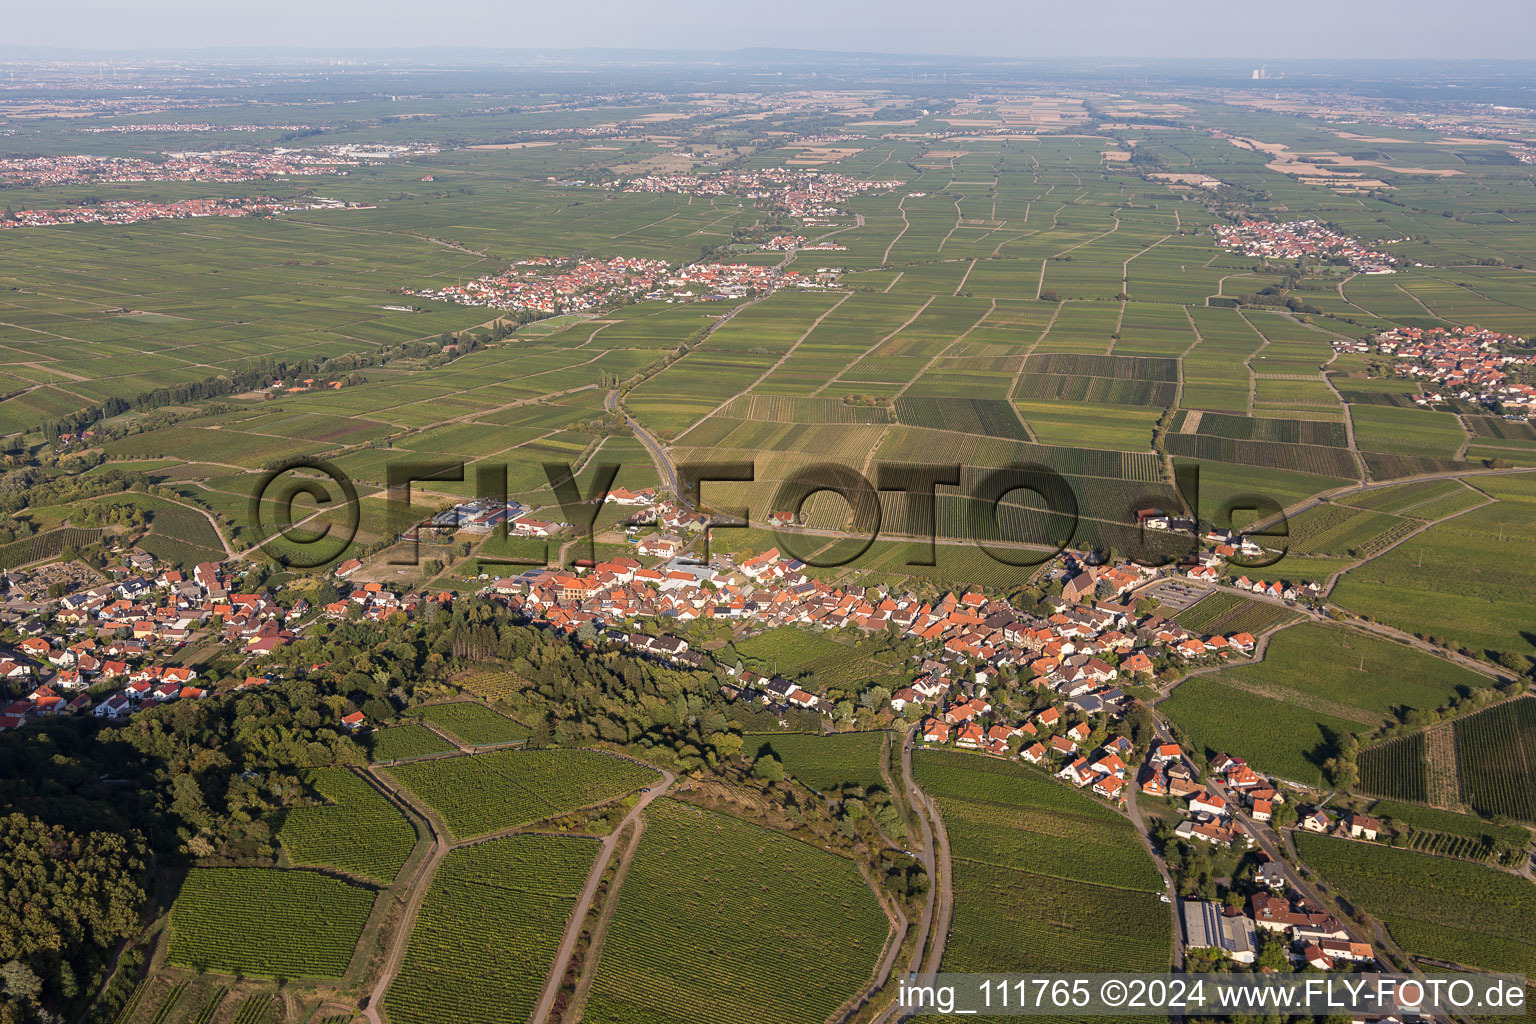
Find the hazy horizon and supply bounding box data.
[6,0,1536,61]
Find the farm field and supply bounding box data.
[409,701,529,746]
[165,869,376,979]
[1332,475,1536,658]
[1161,623,1490,785]
[913,750,1170,981]
[368,724,458,763]
[746,731,890,792]
[1172,591,1301,637]
[1454,697,1536,823]
[383,835,599,1024]
[1295,833,1536,977]
[583,799,890,1024]
[381,748,659,839]
[274,768,417,884]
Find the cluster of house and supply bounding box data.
[1184,886,1371,971]
[0,195,368,231]
[1146,748,1278,848]
[761,235,848,252]
[407,253,829,314]
[405,255,674,315]
[265,377,346,396]
[81,122,315,134]
[617,168,903,223]
[321,578,452,623]
[1213,219,1398,273]
[0,150,356,188]
[1371,325,1536,416]
[0,556,309,729]
[1298,807,1384,843]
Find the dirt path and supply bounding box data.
[359,769,449,1024]
[528,769,676,1024]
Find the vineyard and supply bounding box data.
[274,768,417,884]
[166,868,376,978]
[1286,503,1422,559]
[913,751,1170,980]
[1368,800,1532,849]
[1181,411,1347,447]
[892,396,1031,440]
[452,665,525,703]
[1295,833,1536,977]
[382,748,660,839]
[1014,373,1178,408]
[1173,592,1301,638]
[231,996,279,1024]
[746,731,889,791]
[714,394,893,424]
[1454,698,1536,822]
[583,799,890,1024]
[1024,353,1180,382]
[0,526,105,569]
[1359,734,1428,803]
[369,724,456,763]
[384,835,600,1024]
[410,701,529,747]
[1163,433,1359,478]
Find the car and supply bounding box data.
[1159,894,1171,903]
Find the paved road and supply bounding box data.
[529,768,676,1024]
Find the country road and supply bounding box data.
[873,728,953,1024]
[529,767,676,1024]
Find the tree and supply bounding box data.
[752,754,784,782]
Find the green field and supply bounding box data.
[166,869,375,978]
[1455,698,1536,823]
[1296,833,1536,977]
[368,724,458,763]
[382,749,659,839]
[384,835,599,1024]
[746,731,890,792]
[1333,475,1536,658]
[274,768,417,884]
[584,799,890,1024]
[409,701,530,747]
[1161,623,1490,785]
[913,749,1170,982]
[1172,591,1301,637]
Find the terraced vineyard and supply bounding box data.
[383,748,659,839]
[166,869,375,978]
[913,750,1170,983]
[583,799,889,1024]
[1296,833,1536,977]
[1454,698,1536,822]
[384,835,599,1024]
[274,768,417,884]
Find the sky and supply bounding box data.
[6,0,1536,60]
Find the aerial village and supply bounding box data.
[0,194,372,230]
[0,480,1410,974]
[1362,324,1536,416]
[1213,218,1400,273]
[618,167,905,222]
[406,255,834,314]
